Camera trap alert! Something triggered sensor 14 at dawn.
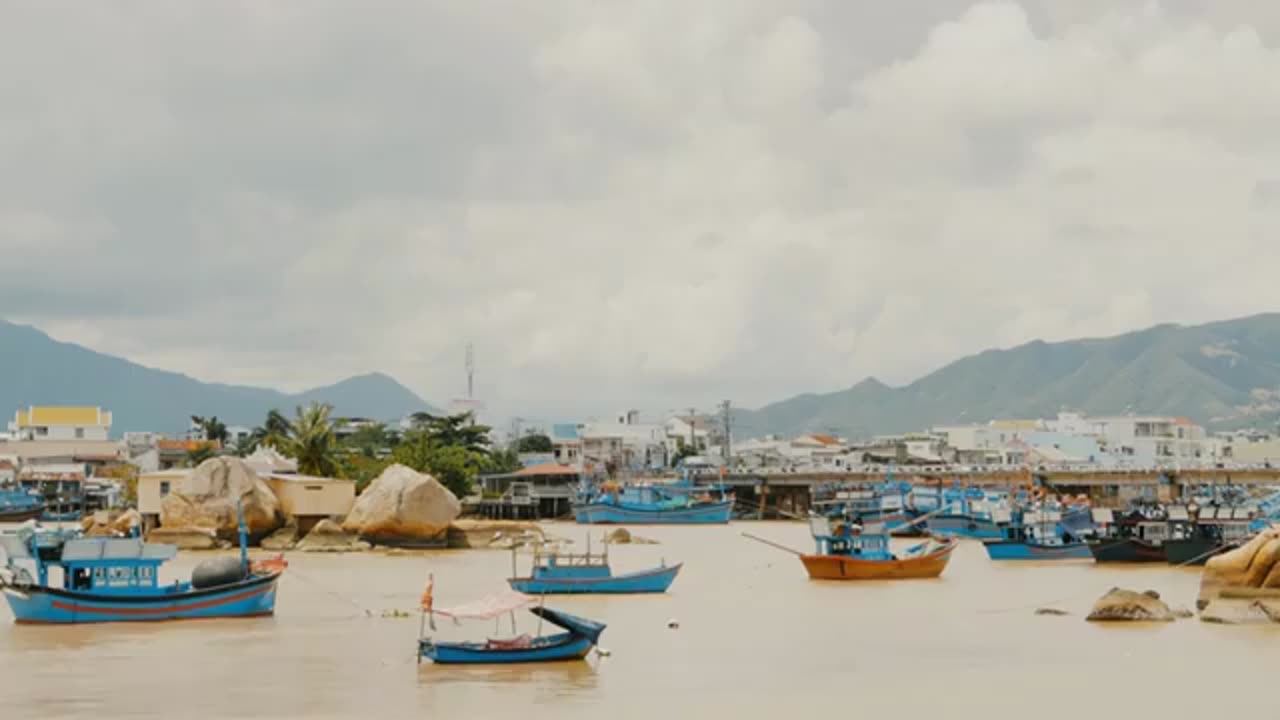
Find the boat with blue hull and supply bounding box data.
[0,504,286,624]
[0,485,44,523]
[573,474,733,525]
[983,511,1092,561]
[812,480,922,536]
[418,585,606,665]
[507,542,680,594]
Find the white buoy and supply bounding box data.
[596,647,612,657]
[666,618,680,629]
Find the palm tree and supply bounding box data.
[251,409,291,451]
[407,411,492,454]
[190,415,229,445]
[285,402,339,477]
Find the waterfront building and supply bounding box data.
[8,406,112,441]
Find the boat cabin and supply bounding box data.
[809,516,893,560]
[526,548,612,581]
[1,534,176,594]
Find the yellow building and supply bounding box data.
[9,406,113,441]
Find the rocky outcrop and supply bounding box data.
[260,522,300,551]
[1086,588,1176,622]
[604,527,658,545]
[341,464,460,545]
[160,457,282,539]
[1199,599,1280,624]
[81,509,142,537]
[146,526,219,550]
[1197,528,1280,610]
[448,520,545,549]
[1035,607,1069,616]
[297,519,369,552]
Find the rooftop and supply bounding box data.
[13,406,111,428]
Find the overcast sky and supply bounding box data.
[3,1,1280,425]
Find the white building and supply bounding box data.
[581,413,668,473]
[8,406,112,441]
[1090,415,1206,465]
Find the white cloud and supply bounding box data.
[3,1,1280,424]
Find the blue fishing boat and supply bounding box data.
[0,504,286,624]
[921,486,1010,539]
[573,472,733,525]
[418,583,606,665]
[507,540,680,594]
[812,479,922,536]
[983,510,1092,560]
[0,485,44,523]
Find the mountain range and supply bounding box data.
[734,313,1280,439]
[0,320,434,434]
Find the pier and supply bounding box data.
[711,466,1280,518]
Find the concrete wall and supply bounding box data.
[266,475,355,519]
[137,470,189,516]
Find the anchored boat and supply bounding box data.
[1085,506,1171,563]
[983,510,1092,561]
[0,485,44,523]
[418,582,606,665]
[573,472,733,525]
[0,505,285,624]
[797,515,956,580]
[507,540,680,594]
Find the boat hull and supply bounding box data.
[509,564,681,594]
[1164,539,1235,566]
[2,574,280,624]
[1087,538,1166,563]
[421,633,594,665]
[0,506,44,523]
[799,542,956,580]
[983,540,1093,561]
[573,501,732,525]
[925,515,1004,540]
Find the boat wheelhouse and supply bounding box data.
[507,541,680,594]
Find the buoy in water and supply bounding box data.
[666,618,680,629]
[596,647,612,657]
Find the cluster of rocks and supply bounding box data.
[1195,527,1280,624]
[148,458,463,551]
[1085,588,1192,622]
[81,508,143,538]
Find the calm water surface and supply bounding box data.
[3,522,1279,719]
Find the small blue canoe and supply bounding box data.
[573,500,733,525]
[420,606,606,665]
[983,539,1093,560]
[508,544,680,594]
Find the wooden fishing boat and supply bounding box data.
[507,540,680,594]
[0,485,44,523]
[1085,508,1170,563]
[417,584,606,665]
[798,516,956,581]
[0,503,285,624]
[573,471,733,525]
[983,510,1093,561]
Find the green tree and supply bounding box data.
[185,443,217,467]
[407,412,492,453]
[486,448,523,474]
[285,402,340,477]
[343,422,391,458]
[190,415,229,445]
[516,433,553,453]
[671,438,698,468]
[251,409,291,451]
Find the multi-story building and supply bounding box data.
[8,406,112,441]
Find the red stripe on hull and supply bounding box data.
[48,582,274,617]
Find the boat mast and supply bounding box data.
[236,499,249,576]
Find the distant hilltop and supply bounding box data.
[733,313,1280,439]
[0,320,435,434]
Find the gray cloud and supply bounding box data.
[3,1,1280,425]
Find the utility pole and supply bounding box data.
[511,417,524,450]
[719,400,732,460]
[688,407,697,450]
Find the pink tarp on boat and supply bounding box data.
[431,590,537,620]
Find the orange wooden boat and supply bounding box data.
[798,516,957,581]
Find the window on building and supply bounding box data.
[75,428,85,439]
[160,481,170,496]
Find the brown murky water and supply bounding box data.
[3,522,1280,719]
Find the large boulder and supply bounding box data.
[1197,528,1280,610]
[81,509,142,538]
[1086,588,1176,622]
[297,519,369,552]
[1199,598,1280,624]
[146,526,219,550]
[341,464,460,545]
[160,457,282,540]
[260,522,299,551]
[448,520,545,549]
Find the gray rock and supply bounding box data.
[1086,587,1175,622]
